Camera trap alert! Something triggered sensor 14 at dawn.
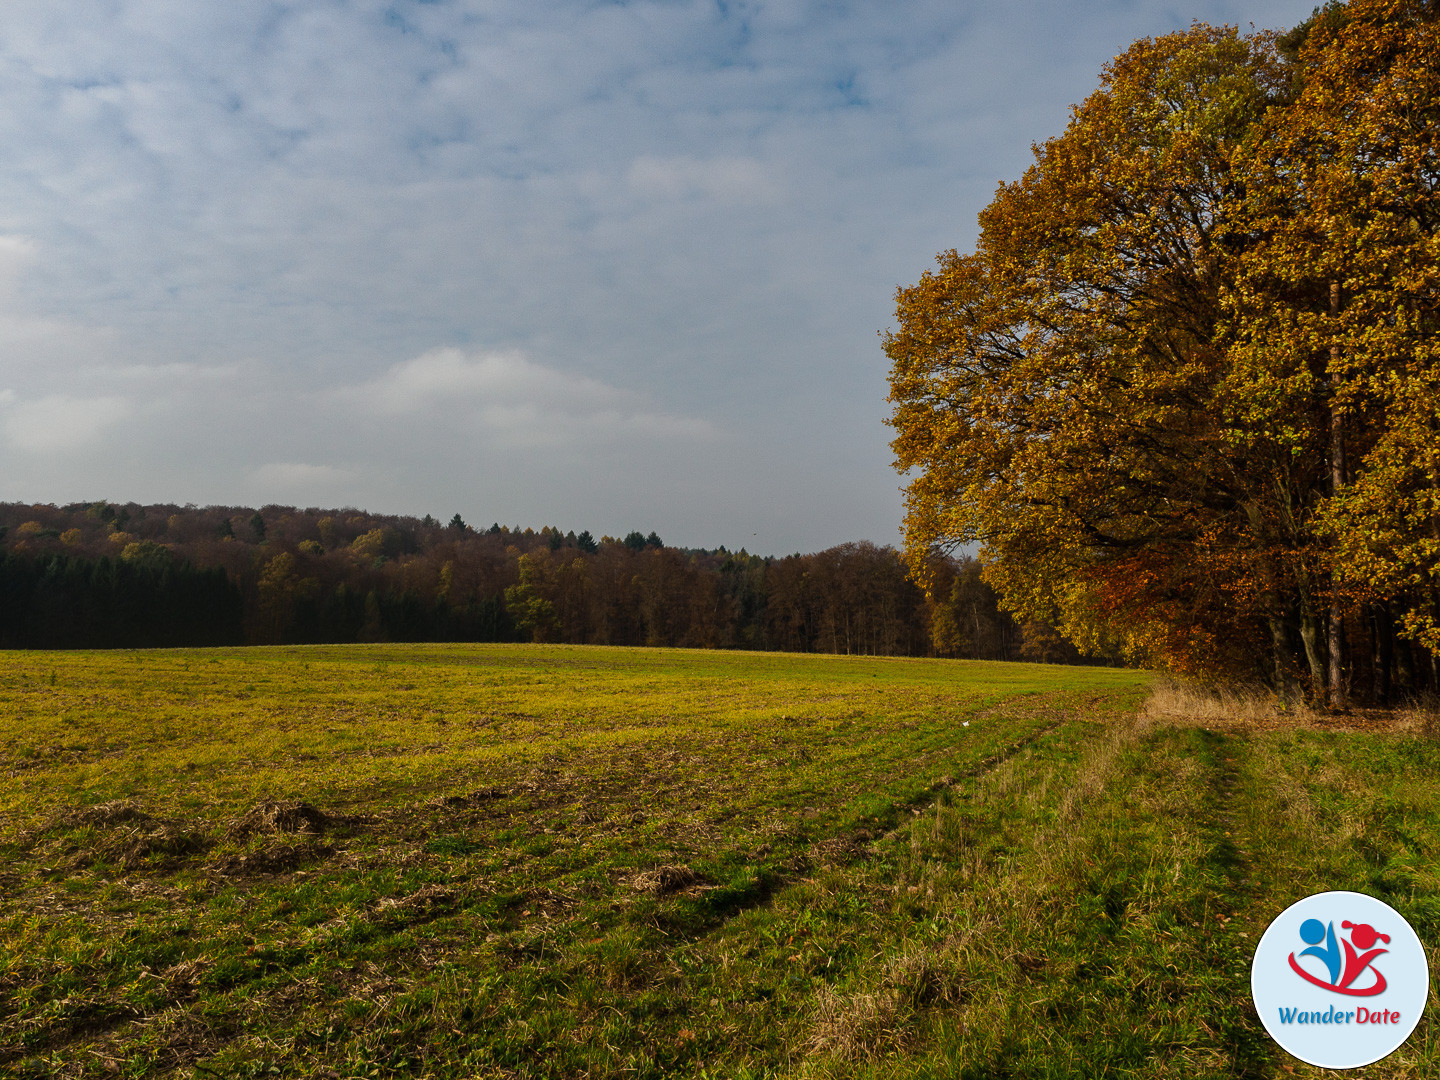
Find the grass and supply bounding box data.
[0,645,1437,1077]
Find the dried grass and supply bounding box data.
[804,943,969,1062]
[103,823,209,869]
[60,799,151,828]
[53,801,210,869]
[806,985,909,1061]
[375,883,456,915]
[881,947,970,1007]
[209,839,335,877]
[226,799,332,839]
[810,828,874,867]
[1141,680,1319,727]
[430,788,505,810]
[627,864,704,895]
[1393,693,1440,738]
[146,957,213,1003]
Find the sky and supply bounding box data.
[0,0,1320,555]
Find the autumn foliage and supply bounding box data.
[0,500,1077,662]
[886,0,1440,701]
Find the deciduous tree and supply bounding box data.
[887,3,1440,696]
[1228,0,1440,685]
[888,23,1291,678]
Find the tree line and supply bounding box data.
[0,500,1099,661]
[886,0,1440,704]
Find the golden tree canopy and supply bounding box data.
[887,1,1440,690]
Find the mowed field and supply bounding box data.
[1,646,1438,1079]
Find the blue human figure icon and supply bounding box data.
[1299,917,1342,985]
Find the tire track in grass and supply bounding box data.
[1191,727,1272,1079]
[775,711,1158,1078]
[866,716,1278,1078]
[672,711,1076,935]
[944,711,1071,785]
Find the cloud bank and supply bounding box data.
[0,0,1320,550]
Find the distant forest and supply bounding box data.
[0,501,1103,662]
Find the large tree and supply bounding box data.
[886,3,1440,696]
[1228,0,1440,693]
[888,23,1292,678]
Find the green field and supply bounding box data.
[1,645,1436,1078]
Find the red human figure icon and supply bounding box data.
[1339,921,1390,990]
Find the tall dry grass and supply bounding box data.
[1141,679,1319,726]
[1393,692,1440,737]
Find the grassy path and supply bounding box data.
[3,646,1439,1077]
[800,714,1440,1079]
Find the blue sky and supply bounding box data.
[0,0,1318,553]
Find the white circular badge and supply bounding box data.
[1252,891,1428,1069]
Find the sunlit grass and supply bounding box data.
[5,645,1439,1078]
[0,645,1144,1078]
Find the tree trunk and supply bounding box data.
[1371,604,1393,707]
[1300,613,1327,694]
[1328,281,1347,709]
[1268,614,1298,702]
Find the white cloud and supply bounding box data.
[0,235,38,281]
[1,393,130,453]
[342,347,719,447]
[250,462,358,490]
[349,348,614,413]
